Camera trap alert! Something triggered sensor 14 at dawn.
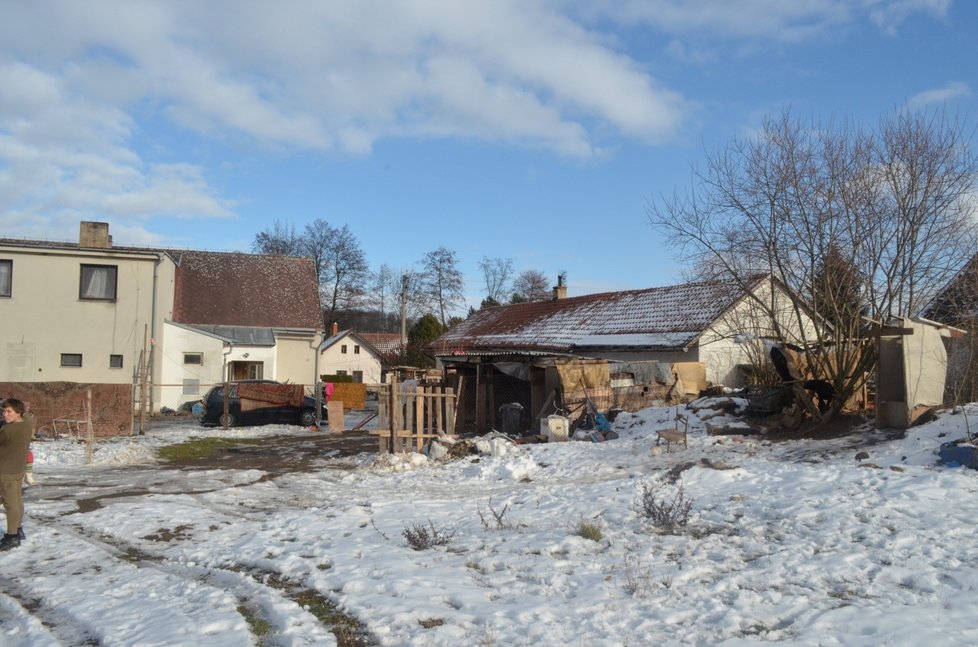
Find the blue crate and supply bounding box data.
[939,441,978,469]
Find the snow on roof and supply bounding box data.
[432,276,762,355]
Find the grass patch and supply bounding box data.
[238,604,272,637]
[156,437,265,463]
[260,572,375,647]
[575,520,603,542]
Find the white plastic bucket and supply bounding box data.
[541,415,569,442]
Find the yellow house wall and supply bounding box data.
[275,333,323,387]
[0,245,174,385]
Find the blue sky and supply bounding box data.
[1,0,975,312]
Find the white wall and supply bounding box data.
[699,278,821,387]
[320,334,382,383]
[159,322,226,410]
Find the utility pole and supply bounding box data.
[400,272,409,346]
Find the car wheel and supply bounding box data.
[219,412,236,427]
[299,408,318,427]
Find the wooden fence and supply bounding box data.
[370,379,457,453]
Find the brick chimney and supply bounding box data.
[330,322,339,337]
[552,272,567,300]
[79,221,112,249]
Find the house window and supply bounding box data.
[229,361,263,381]
[109,354,124,369]
[353,370,363,383]
[184,353,203,365]
[336,370,347,376]
[341,344,347,354]
[61,353,83,367]
[0,259,11,297]
[80,264,117,301]
[183,378,200,395]
[354,345,360,354]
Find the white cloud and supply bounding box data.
[0,0,956,243]
[906,81,972,110]
[0,60,234,239]
[0,0,696,239]
[581,0,948,40]
[865,0,951,35]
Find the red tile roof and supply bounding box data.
[171,250,322,330]
[431,276,764,356]
[358,332,405,360]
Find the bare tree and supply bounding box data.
[479,256,514,305]
[418,247,465,328]
[648,107,978,424]
[368,263,399,321]
[511,269,551,302]
[252,220,302,256]
[304,221,370,328]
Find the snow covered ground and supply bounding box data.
[4,402,978,646]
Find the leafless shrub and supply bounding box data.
[402,520,456,551]
[477,497,511,531]
[622,554,653,597]
[639,480,693,530]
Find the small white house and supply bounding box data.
[320,326,383,384]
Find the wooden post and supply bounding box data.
[432,387,438,436]
[377,384,390,453]
[85,389,94,464]
[391,376,401,453]
[131,349,142,436]
[139,324,150,434]
[446,387,456,435]
[475,364,482,432]
[222,380,230,429]
[453,375,464,434]
[415,385,425,451]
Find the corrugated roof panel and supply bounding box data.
[431,276,762,354]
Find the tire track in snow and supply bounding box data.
[35,517,371,646]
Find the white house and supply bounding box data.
[319,325,384,384]
[0,222,324,417]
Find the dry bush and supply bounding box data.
[477,497,512,531]
[638,480,693,530]
[402,520,456,551]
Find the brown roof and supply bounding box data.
[171,250,322,330]
[924,252,978,323]
[431,276,766,356]
[358,332,405,360]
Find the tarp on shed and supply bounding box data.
[877,317,948,429]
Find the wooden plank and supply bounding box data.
[434,386,443,435]
[444,387,455,435]
[368,430,415,438]
[415,387,425,451]
[391,378,402,453]
[351,411,378,431]
[327,401,345,432]
[453,376,463,434]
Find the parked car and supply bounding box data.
[194,380,326,427]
